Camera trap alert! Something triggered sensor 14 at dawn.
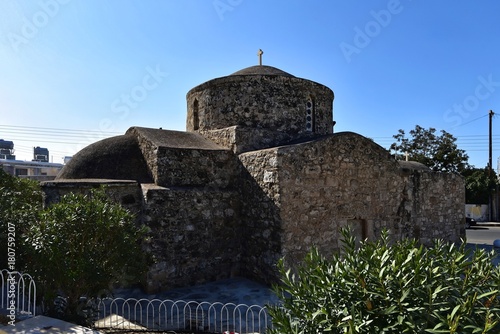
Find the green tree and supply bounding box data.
[463,167,499,204]
[1,171,149,324]
[390,125,470,173]
[390,126,497,203]
[25,188,148,323]
[269,228,500,334]
[0,168,43,269]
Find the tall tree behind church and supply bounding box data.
[390,125,470,173]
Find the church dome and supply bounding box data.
[230,65,295,77]
[56,134,153,183]
[186,62,334,153]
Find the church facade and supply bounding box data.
[43,63,465,292]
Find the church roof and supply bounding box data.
[56,127,229,184]
[398,160,431,171]
[126,127,224,150]
[230,65,295,77]
[56,134,153,183]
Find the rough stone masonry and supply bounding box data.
[43,62,465,292]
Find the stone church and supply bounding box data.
[44,58,465,292]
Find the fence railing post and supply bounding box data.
[93,297,272,333]
[1,269,37,318]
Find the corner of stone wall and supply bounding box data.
[237,148,283,285]
[126,127,159,184]
[397,166,465,245]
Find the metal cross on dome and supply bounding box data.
[257,49,263,65]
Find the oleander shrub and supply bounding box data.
[0,168,43,270]
[24,188,148,324]
[0,171,149,324]
[269,228,500,334]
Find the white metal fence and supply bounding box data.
[1,269,273,332]
[94,297,271,333]
[0,269,37,317]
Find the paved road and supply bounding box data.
[465,224,500,266]
[466,225,500,245]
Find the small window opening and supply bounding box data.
[193,99,199,131]
[306,97,315,132]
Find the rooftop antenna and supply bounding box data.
[257,49,263,66]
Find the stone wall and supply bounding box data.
[238,149,282,283]
[276,133,400,263]
[154,148,239,188]
[42,179,143,219]
[142,184,242,292]
[398,168,464,245]
[238,132,465,269]
[127,127,239,188]
[200,126,312,154]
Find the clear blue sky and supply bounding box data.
[1,0,499,169]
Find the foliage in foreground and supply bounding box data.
[24,188,148,322]
[0,170,148,324]
[269,229,500,334]
[0,168,43,269]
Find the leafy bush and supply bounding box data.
[24,188,148,323]
[0,170,149,324]
[0,168,43,269]
[269,228,500,333]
